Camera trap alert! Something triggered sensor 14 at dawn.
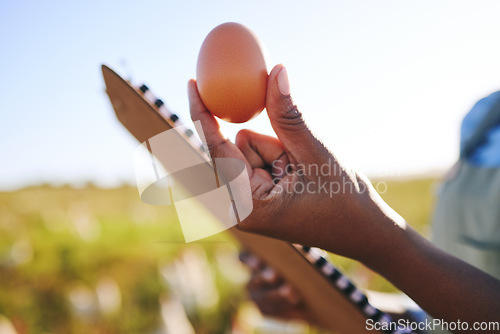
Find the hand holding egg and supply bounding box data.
[189,25,389,263]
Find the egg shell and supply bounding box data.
[196,22,268,123]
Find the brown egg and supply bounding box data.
[196,22,269,123]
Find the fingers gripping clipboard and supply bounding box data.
[102,65,395,334]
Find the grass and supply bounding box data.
[0,177,440,333]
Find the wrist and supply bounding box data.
[352,191,411,266]
[360,215,423,281]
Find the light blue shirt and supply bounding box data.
[460,91,500,167]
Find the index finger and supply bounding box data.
[188,79,227,149]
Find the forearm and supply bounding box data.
[363,219,500,326]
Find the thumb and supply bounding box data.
[266,65,318,164]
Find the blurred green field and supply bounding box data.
[0,177,439,333]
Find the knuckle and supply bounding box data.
[274,105,307,132]
[206,139,228,158]
[237,128,252,138]
[235,129,251,146]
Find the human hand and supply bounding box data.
[188,64,404,262]
[188,65,500,328]
[239,250,315,322]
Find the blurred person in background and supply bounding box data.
[432,91,500,280]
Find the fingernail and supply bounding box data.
[261,267,276,282]
[279,284,301,305]
[245,256,260,270]
[277,66,290,96]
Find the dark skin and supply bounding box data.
[238,251,312,322]
[188,64,500,331]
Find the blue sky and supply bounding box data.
[1,0,500,189]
